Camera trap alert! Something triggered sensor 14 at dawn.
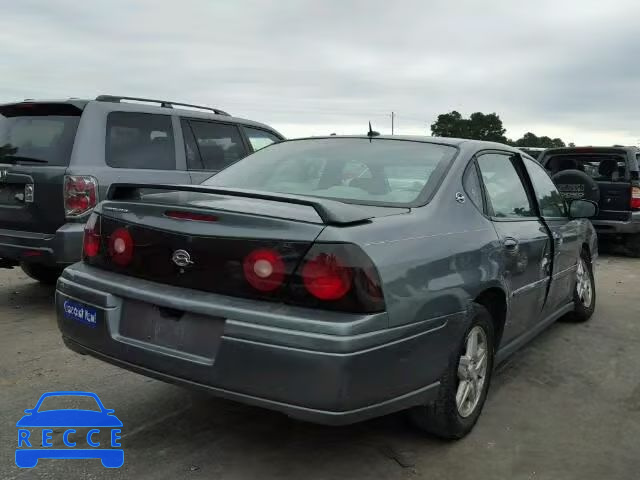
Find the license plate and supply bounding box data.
[63,300,98,328]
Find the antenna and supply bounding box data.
[367,122,380,142]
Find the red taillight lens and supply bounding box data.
[302,253,352,300]
[65,175,98,217]
[243,249,285,292]
[83,213,101,258]
[631,186,640,210]
[289,243,385,312]
[108,227,134,266]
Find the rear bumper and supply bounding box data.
[0,223,84,266]
[592,212,640,234]
[56,263,464,425]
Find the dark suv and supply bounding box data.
[539,146,640,256]
[0,95,283,283]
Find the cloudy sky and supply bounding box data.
[2,0,640,145]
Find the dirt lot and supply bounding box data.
[1,255,639,480]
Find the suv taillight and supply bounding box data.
[64,175,98,217]
[631,186,640,210]
[83,213,101,259]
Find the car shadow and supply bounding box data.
[0,272,55,311]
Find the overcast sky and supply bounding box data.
[2,0,640,145]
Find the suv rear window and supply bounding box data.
[0,103,81,166]
[547,155,627,182]
[106,112,175,170]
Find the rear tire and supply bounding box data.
[408,304,495,440]
[20,263,63,285]
[564,250,596,322]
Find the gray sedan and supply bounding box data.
[55,136,598,439]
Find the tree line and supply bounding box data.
[430,111,575,148]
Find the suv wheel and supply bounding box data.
[409,304,495,440]
[20,263,63,285]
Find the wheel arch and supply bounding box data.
[473,287,508,349]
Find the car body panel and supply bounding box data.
[55,136,597,424]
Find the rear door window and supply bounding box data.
[0,103,81,166]
[243,127,280,152]
[477,153,535,219]
[106,112,175,170]
[187,121,247,171]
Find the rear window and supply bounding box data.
[0,103,81,166]
[203,138,457,206]
[106,112,175,170]
[547,155,627,182]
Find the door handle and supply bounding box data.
[503,237,519,252]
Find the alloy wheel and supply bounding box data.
[456,325,489,418]
[576,258,593,308]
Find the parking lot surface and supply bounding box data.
[1,255,639,480]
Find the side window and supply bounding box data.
[106,112,175,169]
[188,121,247,171]
[477,153,535,219]
[462,162,484,211]
[243,127,280,152]
[180,119,202,169]
[523,158,568,218]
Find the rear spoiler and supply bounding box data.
[107,183,377,226]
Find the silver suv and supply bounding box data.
[0,95,284,283]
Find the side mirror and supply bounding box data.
[569,199,598,219]
[23,409,33,414]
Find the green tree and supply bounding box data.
[467,112,507,143]
[513,132,566,148]
[430,111,468,138]
[430,111,506,142]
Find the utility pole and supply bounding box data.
[391,112,395,135]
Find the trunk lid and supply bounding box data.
[89,197,328,301]
[87,187,406,302]
[0,102,83,233]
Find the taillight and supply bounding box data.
[289,243,385,313]
[83,213,101,259]
[165,210,218,222]
[108,228,134,266]
[631,186,640,210]
[302,253,352,300]
[243,249,285,292]
[64,175,98,217]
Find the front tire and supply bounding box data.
[409,304,495,440]
[565,251,596,322]
[20,263,63,285]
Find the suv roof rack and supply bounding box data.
[95,95,231,116]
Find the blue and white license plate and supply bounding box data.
[63,300,98,328]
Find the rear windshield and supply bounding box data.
[547,154,628,182]
[0,103,81,166]
[203,138,457,206]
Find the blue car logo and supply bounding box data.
[16,391,123,468]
